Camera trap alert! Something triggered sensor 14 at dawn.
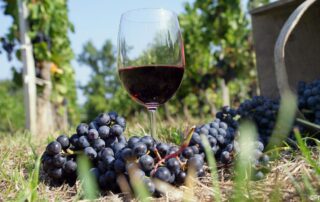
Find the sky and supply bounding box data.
[0,0,194,105]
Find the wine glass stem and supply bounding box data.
[148,109,157,139]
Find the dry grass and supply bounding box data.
[0,131,319,202]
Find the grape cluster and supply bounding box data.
[42,135,77,186]
[189,106,270,180]
[41,112,126,187]
[41,111,206,195]
[190,106,238,165]
[237,96,279,146]
[297,80,320,125]
[94,134,205,194]
[216,106,239,130]
[42,107,274,196]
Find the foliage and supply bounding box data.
[248,0,270,10]
[2,0,78,125]
[176,0,257,117]
[0,80,24,132]
[78,40,141,121]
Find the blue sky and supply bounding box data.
[0,0,194,104]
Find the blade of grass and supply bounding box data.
[152,179,183,200]
[184,165,197,202]
[232,121,257,202]
[305,137,320,146]
[16,156,41,202]
[77,154,99,200]
[127,163,151,202]
[302,174,316,197]
[0,150,10,180]
[200,134,221,202]
[267,90,297,150]
[294,129,320,175]
[296,118,320,131]
[283,167,306,200]
[30,156,41,202]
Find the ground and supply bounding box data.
[0,124,319,201]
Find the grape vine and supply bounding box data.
[2,0,78,126]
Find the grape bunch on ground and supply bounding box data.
[41,79,320,197]
[42,111,207,194]
[41,110,268,196]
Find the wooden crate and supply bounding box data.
[251,0,320,99]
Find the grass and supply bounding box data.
[0,117,320,201]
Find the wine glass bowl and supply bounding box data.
[118,65,184,109]
[117,8,185,138]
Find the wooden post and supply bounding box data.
[18,0,37,135]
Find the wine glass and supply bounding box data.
[117,8,185,139]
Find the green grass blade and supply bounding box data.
[127,163,151,202]
[296,118,320,131]
[200,134,221,202]
[130,178,150,202]
[302,174,316,197]
[77,155,99,200]
[283,167,305,200]
[30,156,41,202]
[267,90,297,150]
[0,150,10,180]
[16,155,40,202]
[294,129,320,175]
[232,121,257,202]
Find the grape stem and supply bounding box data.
[296,118,320,130]
[151,126,196,176]
[64,149,82,156]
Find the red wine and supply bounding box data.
[119,65,184,108]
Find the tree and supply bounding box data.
[2,0,78,134]
[78,40,140,121]
[175,0,257,118]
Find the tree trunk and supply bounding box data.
[36,61,54,136]
[53,101,68,132]
[220,79,230,106]
[36,61,69,135]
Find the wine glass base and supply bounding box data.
[145,102,159,111]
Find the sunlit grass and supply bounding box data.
[294,129,320,174]
[232,121,257,201]
[127,163,151,202]
[200,134,221,202]
[0,110,319,201]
